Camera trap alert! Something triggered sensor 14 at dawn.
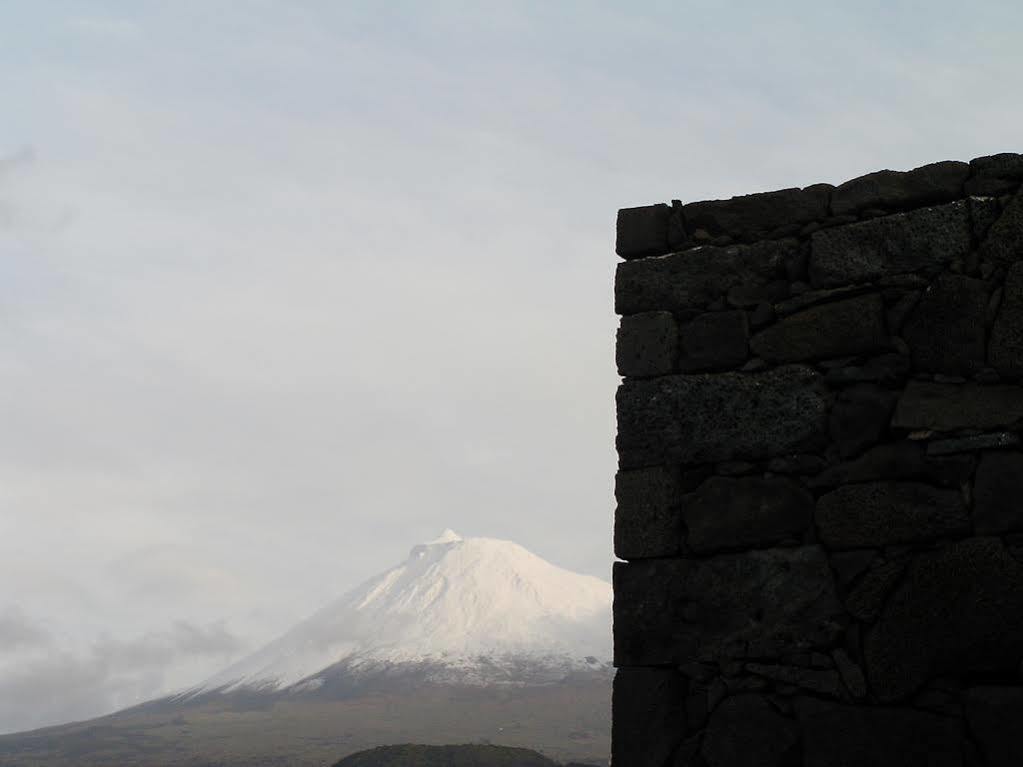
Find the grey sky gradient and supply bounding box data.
[2,0,1023,734]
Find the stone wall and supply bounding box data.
[611,154,1023,767]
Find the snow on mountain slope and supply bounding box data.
[188,531,611,694]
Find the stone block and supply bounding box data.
[700,694,799,767]
[925,431,1019,455]
[616,311,678,377]
[830,648,867,699]
[681,475,813,554]
[614,239,796,315]
[614,467,682,560]
[743,663,847,697]
[828,383,899,458]
[863,537,1023,702]
[981,188,1023,268]
[890,380,1023,431]
[823,353,911,387]
[794,696,964,767]
[809,200,972,288]
[678,310,748,372]
[964,686,1023,767]
[615,365,831,468]
[814,481,969,549]
[966,152,1023,196]
[808,440,975,489]
[682,185,831,242]
[616,204,671,259]
[844,560,905,622]
[749,293,888,363]
[611,667,687,767]
[613,546,844,666]
[988,261,1023,376]
[830,160,969,216]
[901,274,989,375]
[973,450,1023,535]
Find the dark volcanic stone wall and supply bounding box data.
[612,153,1023,767]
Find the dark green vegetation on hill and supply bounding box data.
[332,743,559,766]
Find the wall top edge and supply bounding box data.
[616,152,1023,260]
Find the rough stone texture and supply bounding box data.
[828,383,899,458]
[809,201,972,288]
[743,663,847,697]
[615,239,796,315]
[616,311,678,377]
[972,451,1023,535]
[611,667,687,767]
[700,694,799,767]
[613,546,844,666]
[614,467,681,559]
[814,481,969,549]
[830,160,970,216]
[844,560,906,622]
[807,439,973,489]
[615,365,830,468]
[681,475,813,554]
[988,260,1023,376]
[795,696,964,767]
[822,352,911,387]
[901,274,989,375]
[863,537,1023,702]
[890,380,1023,431]
[616,204,671,259]
[678,310,748,372]
[831,648,868,699]
[683,185,831,242]
[980,188,1023,268]
[749,293,888,363]
[926,431,1020,455]
[966,152,1023,196]
[964,686,1023,767]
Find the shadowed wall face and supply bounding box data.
[612,153,1023,767]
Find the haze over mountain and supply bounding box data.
[0,533,613,766]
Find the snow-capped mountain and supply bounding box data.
[186,530,612,696]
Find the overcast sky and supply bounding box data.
[2,0,1022,735]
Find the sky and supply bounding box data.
[2,0,1022,735]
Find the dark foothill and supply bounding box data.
[614,467,681,560]
[616,311,678,377]
[682,475,813,554]
[678,310,749,372]
[814,481,969,549]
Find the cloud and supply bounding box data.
[0,607,50,652]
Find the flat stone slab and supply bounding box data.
[794,696,964,767]
[815,481,969,549]
[613,545,844,666]
[925,431,1020,455]
[863,537,1023,702]
[890,380,1023,431]
[809,201,971,289]
[615,239,797,315]
[749,293,888,363]
[964,686,1023,767]
[682,475,813,554]
[616,365,831,468]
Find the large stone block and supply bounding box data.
[964,686,1023,767]
[807,440,974,489]
[794,696,964,767]
[966,152,1023,196]
[809,201,972,288]
[700,693,799,767]
[863,537,1023,702]
[988,261,1023,376]
[901,274,989,375]
[972,450,1023,535]
[828,383,899,458]
[890,380,1023,431]
[815,481,969,550]
[614,467,682,560]
[749,293,889,363]
[682,185,831,242]
[616,311,678,377]
[614,239,796,315]
[980,188,1023,268]
[682,475,813,554]
[678,310,748,372]
[616,365,831,468]
[611,667,687,767]
[830,160,969,217]
[616,203,671,260]
[613,545,844,666]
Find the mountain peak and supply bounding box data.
[426,528,462,544]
